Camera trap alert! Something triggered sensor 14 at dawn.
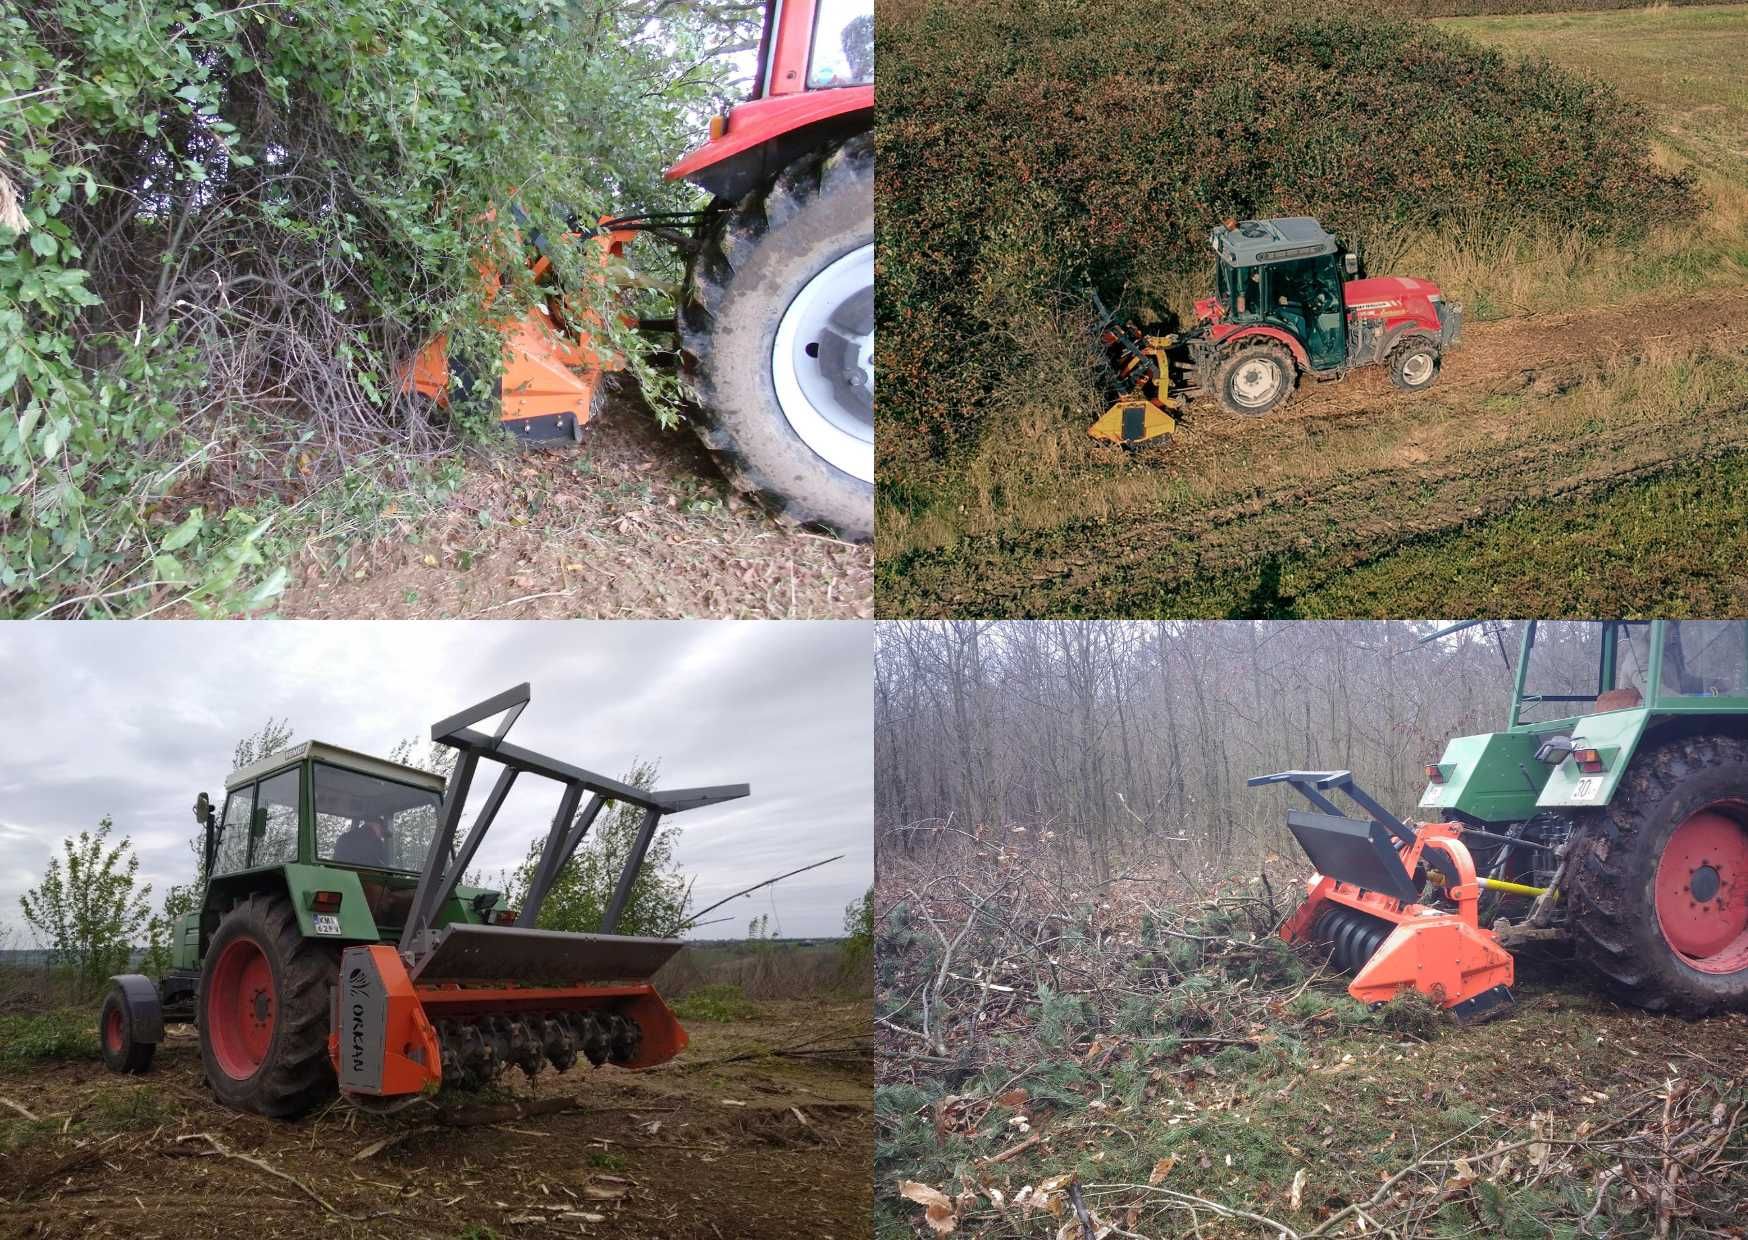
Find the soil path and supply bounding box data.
[0,1002,871,1240]
[881,288,1748,617]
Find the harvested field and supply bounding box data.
[0,999,870,1239]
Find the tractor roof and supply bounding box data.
[226,741,447,794]
[1212,217,1338,267]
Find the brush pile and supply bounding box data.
[875,824,1748,1237]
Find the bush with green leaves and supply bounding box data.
[505,760,691,938]
[17,816,151,986]
[1,0,743,616]
[875,0,1697,478]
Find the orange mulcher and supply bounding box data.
[1250,771,1516,1022]
[401,207,640,444]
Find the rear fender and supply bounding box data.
[206,866,381,949]
[1209,324,1309,369]
[666,89,872,202]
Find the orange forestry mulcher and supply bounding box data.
[1250,771,1516,1022]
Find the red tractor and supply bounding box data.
[406,2,873,541]
[668,0,873,541]
[1090,217,1462,444]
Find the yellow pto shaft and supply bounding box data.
[1477,876,1549,899]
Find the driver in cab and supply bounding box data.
[334,815,392,867]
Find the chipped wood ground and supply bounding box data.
[874,829,1748,1238]
[1,1000,871,1240]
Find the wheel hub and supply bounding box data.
[207,936,277,1080]
[771,243,874,484]
[1654,807,1748,972]
[1232,360,1282,407]
[1401,353,1434,385]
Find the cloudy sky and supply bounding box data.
[0,621,871,942]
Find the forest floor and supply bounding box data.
[874,838,1748,1239]
[271,393,872,620]
[0,998,871,1240]
[875,3,1748,618]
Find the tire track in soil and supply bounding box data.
[884,288,1748,617]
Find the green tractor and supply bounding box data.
[99,684,747,1117]
[1255,620,1748,1020]
[1417,620,1748,1015]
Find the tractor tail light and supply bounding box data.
[1425,764,1445,784]
[312,890,343,913]
[494,909,519,926]
[708,113,729,141]
[1575,748,1606,774]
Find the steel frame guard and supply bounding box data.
[399,684,749,956]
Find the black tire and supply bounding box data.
[1387,336,1441,392]
[98,986,155,1074]
[1567,734,1748,1017]
[197,891,339,1117]
[1212,343,1296,416]
[679,134,873,543]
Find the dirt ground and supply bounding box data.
[878,287,1748,617]
[0,1001,871,1240]
[277,397,873,620]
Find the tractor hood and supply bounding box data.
[1344,275,1442,309]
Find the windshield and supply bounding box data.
[1515,621,1651,723]
[313,762,444,872]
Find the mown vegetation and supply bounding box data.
[1405,0,1742,15]
[876,0,1694,479]
[2,1,746,617]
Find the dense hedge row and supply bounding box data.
[875,0,1696,473]
[1405,0,1741,16]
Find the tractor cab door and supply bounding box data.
[1262,256,1346,371]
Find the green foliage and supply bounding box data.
[142,881,198,978]
[17,817,151,985]
[1403,0,1739,13]
[746,912,774,945]
[876,0,1698,474]
[1034,982,1090,1049]
[1377,989,1446,1038]
[671,982,756,1023]
[505,761,689,938]
[2,0,736,617]
[0,1008,98,1065]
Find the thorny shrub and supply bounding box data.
[874,0,1697,480]
[1,0,733,616]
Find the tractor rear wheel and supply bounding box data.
[1212,343,1295,416]
[1387,337,1441,392]
[197,891,339,1117]
[99,985,155,1074]
[1567,734,1748,1016]
[679,135,873,543]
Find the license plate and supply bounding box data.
[1421,783,1441,805]
[312,913,341,935]
[1572,776,1602,801]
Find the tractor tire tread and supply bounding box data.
[679,133,873,542]
[1212,342,1296,417]
[99,987,156,1074]
[1567,734,1748,1018]
[1385,334,1441,393]
[198,890,339,1118]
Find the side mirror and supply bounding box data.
[194,791,212,825]
[1534,734,1575,766]
[1344,253,1359,276]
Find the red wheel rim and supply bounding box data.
[207,936,276,1079]
[1654,805,1748,974]
[104,1005,124,1054]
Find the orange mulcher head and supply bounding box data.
[1251,770,1515,1022]
[400,221,639,444]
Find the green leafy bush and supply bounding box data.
[875,0,1697,477]
[0,1008,98,1065]
[1,0,730,616]
[672,982,758,1023]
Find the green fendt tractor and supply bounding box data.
[1419,620,1748,1015]
[99,684,747,1117]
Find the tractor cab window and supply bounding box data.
[808,0,873,88]
[1661,621,1748,698]
[250,768,301,868]
[313,763,444,872]
[1218,262,1258,316]
[1517,620,1607,723]
[1615,622,1655,703]
[213,785,254,875]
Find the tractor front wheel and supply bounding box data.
[1213,343,1295,416]
[197,892,339,1117]
[1387,337,1441,392]
[1568,734,1748,1016]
